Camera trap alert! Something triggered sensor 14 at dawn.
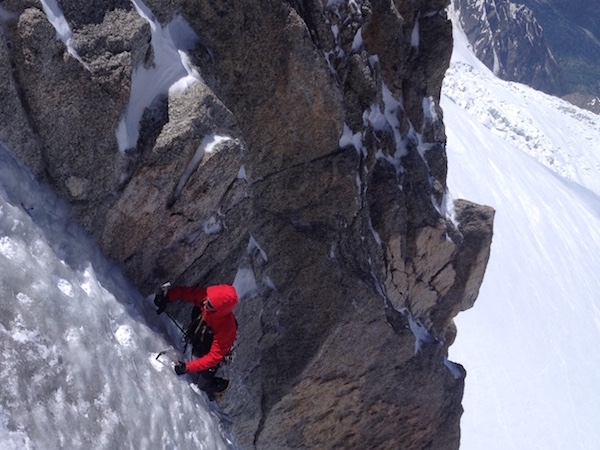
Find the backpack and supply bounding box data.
[184,306,213,358]
[184,306,238,363]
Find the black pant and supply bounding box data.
[189,314,229,397]
[196,367,229,400]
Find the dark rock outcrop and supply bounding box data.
[562,93,600,115]
[0,1,494,448]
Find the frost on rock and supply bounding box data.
[201,216,223,235]
[39,0,88,66]
[339,123,364,155]
[322,0,365,81]
[411,19,420,48]
[247,235,268,263]
[172,134,233,202]
[405,309,437,355]
[116,1,201,152]
[233,267,258,300]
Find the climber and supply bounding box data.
[154,283,239,400]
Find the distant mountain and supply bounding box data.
[453,0,600,113]
[452,0,562,95]
[519,0,600,109]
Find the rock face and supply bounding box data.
[1,1,494,449]
[562,93,600,115]
[452,0,562,95]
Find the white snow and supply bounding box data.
[411,19,419,48]
[41,0,204,153]
[173,134,233,202]
[233,268,258,301]
[359,80,410,169]
[237,165,247,180]
[113,324,135,347]
[201,216,224,235]
[351,27,363,52]
[247,235,268,262]
[263,276,277,291]
[338,123,364,154]
[116,1,201,152]
[443,10,600,449]
[0,143,230,449]
[39,0,87,66]
[422,96,438,122]
[406,310,436,354]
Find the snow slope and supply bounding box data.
[444,13,600,450]
[0,143,231,449]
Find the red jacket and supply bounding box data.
[167,284,239,373]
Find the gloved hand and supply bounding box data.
[154,292,168,315]
[174,361,188,375]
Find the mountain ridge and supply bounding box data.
[453,0,600,113]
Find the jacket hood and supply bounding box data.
[206,284,239,315]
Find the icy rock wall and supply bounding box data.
[0,0,493,448]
